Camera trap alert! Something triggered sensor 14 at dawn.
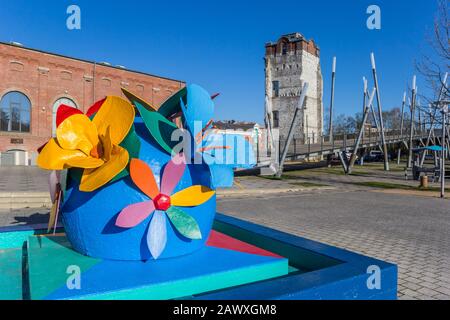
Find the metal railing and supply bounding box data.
[273,128,433,161]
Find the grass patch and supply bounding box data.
[353,181,450,192]
[364,163,406,172]
[315,167,371,176]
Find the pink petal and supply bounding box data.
[161,153,186,195]
[48,171,60,203]
[116,201,155,228]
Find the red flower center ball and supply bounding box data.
[153,194,171,211]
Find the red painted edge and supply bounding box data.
[86,97,107,118]
[207,230,283,259]
[37,142,47,154]
[56,105,84,127]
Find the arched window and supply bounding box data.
[0,91,31,133]
[52,97,78,136]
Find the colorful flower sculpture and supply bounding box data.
[38,96,137,192]
[115,154,215,259]
[36,84,254,261]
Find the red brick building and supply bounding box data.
[0,42,184,166]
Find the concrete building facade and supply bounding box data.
[0,42,184,166]
[265,33,323,144]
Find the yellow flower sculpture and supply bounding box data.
[38,96,135,192]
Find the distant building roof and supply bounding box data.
[213,120,259,131]
[0,41,185,84]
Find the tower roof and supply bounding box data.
[265,33,320,57]
[266,33,305,46]
[280,32,304,42]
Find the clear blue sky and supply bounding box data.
[0,0,438,124]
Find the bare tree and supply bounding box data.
[416,0,449,103]
[333,114,358,133]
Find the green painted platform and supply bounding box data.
[0,248,24,300]
[27,235,289,300]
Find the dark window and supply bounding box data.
[0,91,31,133]
[272,81,280,97]
[273,111,279,128]
[282,43,288,55]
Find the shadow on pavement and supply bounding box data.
[11,212,49,226]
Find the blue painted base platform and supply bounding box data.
[0,213,398,300]
[27,235,288,300]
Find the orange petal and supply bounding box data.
[171,185,215,207]
[79,146,129,192]
[92,96,135,145]
[56,114,99,155]
[130,159,159,199]
[37,139,102,170]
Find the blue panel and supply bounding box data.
[209,165,234,188]
[32,242,288,300]
[181,84,214,137]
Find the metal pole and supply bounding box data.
[265,57,278,172]
[371,53,389,171]
[363,78,368,114]
[306,114,309,144]
[397,92,406,165]
[416,99,422,136]
[344,130,347,149]
[407,76,417,168]
[362,77,368,140]
[308,137,311,161]
[367,88,380,138]
[348,87,376,173]
[441,104,447,198]
[264,95,276,154]
[276,82,309,177]
[329,57,336,144]
[321,134,323,155]
[420,105,438,166]
[419,72,448,166]
[369,89,383,152]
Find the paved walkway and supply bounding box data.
[217,175,334,197]
[0,207,49,226]
[217,163,450,300]
[0,166,48,192]
[218,189,450,300]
